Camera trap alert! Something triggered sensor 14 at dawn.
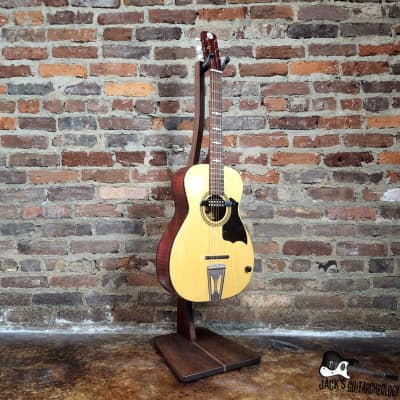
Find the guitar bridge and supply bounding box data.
[207,264,226,302]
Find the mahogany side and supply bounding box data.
[156,167,190,294]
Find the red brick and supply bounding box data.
[250,5,293,20]
[0,13,8,26]
[324,152,373,167]
[48,28,97,42]
[342,61,389,75]
[0,101,15,113]
[270,116,317,130]
[344,134,393,148]
[115,151,145,166]
[293,134,339,148]
[318,115,362,129]
[256,45,305,59]
[159,100,179,113]
[149,9,196,24]
[240,132,288,147]
[263,98,286,111]
[277,207,321,219]
[18,240,68,255]
[18,99,39,113]
[262,82,309,96]
[314,80,359,94]
[9,153,58,167]
[271,152,320,166]
[368,116,400,128]
[295,295,344,310]
[82,169,129,183]
[337,242,387,257]
[128,273,159,287]
[50,275,98,288]
[98,11,143,25]
[53,46,98,59]
[0,65,32,79]
[340,98,362,111]
[105,82,155,97]
[71,240,119,254]
[19,117,56,132]
[3,47,47,60]
[40,64,87,77]
[90,63,137,76]
[291,60,338,75]
[283,240,332,256]
[239,63,287,76]
[1,276,48,288]
[14,10,43,25]
[0,117,17,130]
[244,153,268,165]
[236,99,256,111]
[104,27,132,41]
[359,42,400,56]
[199,7,247,21]
[378,151,400,165]
[309,44,356,56]
[43,100,63,114]
[29,170,79,184]
[99,186,147,200]
[62,152,113,167]
[112,99,134,111]
[327,207,376,220]
[362,188,380,202]
[65,100,85,112]
[76,204,120,217]
[131,168,172,183]
[253,241,279,255]
[298,4,349,21]
[88,100,108,113]
[2,135,47,149]
[307,187,354,201]
[312,97,337,111]
[241,170,279,184]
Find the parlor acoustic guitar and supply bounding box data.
[156,31,254,303]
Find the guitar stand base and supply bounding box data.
[154,327,261,383]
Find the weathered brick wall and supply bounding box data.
[0,0,399,332]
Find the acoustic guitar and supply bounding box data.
[156,31,254,302]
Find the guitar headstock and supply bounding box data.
[200,31,222,71]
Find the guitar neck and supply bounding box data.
[349,365,398,381]
[209,68,224,196]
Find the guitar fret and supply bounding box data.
[209,68,224,195]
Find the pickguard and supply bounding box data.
[222,198,247,244]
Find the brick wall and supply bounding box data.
[0,0,399,332]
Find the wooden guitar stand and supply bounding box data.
[154,61,261,383]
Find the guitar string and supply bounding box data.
[211,68,216,281]
[210,67,223,297]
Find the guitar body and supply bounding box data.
[156,164,254,302]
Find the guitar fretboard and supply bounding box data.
[209,68,223,196]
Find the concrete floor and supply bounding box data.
[0,329,398,400]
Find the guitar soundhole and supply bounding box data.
[202,195,227,223]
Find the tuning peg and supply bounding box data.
[221,56,230,71]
